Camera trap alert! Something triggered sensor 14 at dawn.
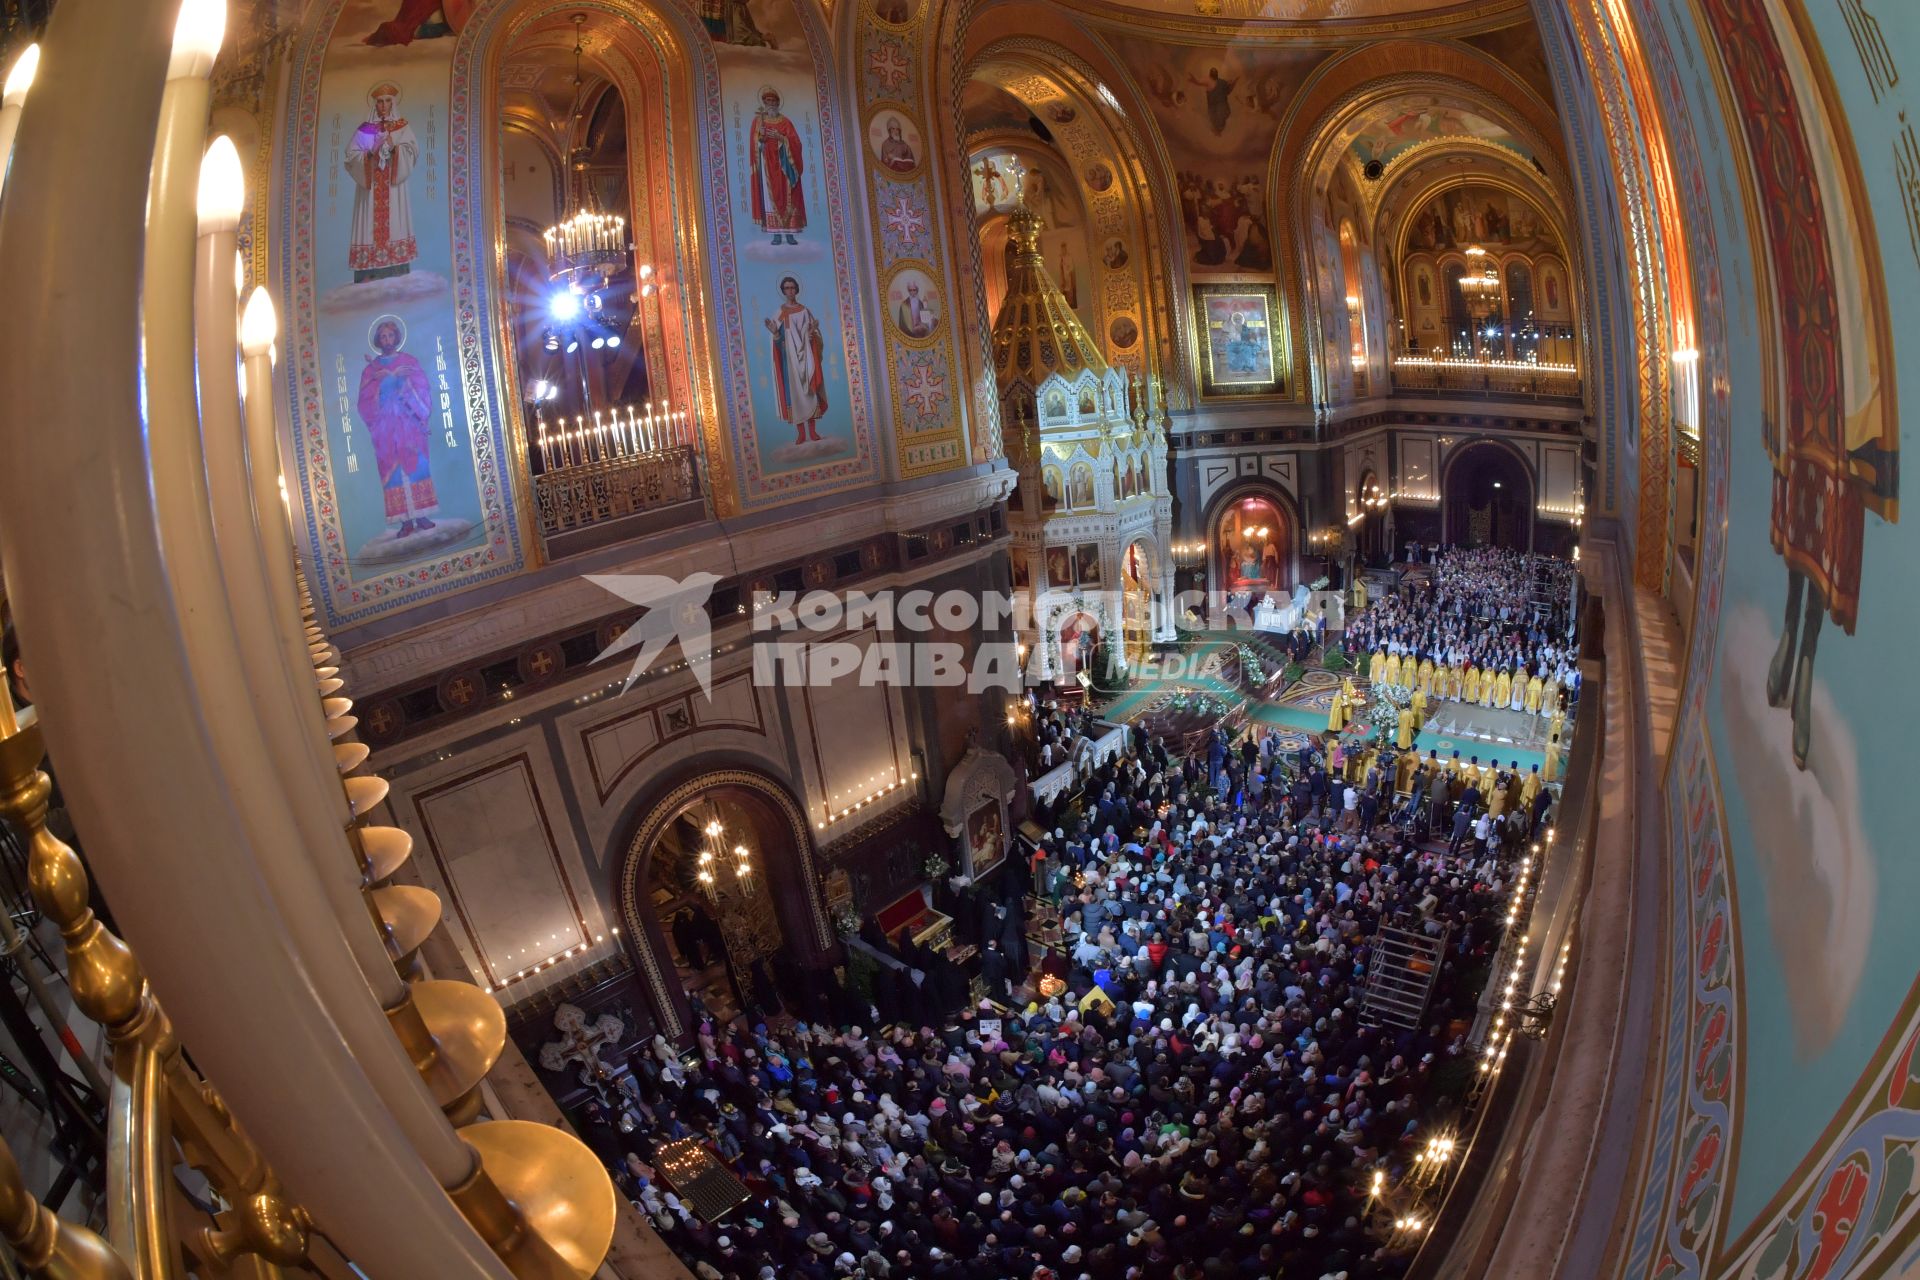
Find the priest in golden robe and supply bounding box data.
[1410,682,1428,730]
[1493,668,1512,710]
[1525,672,1545,715]
[1463,665,1481,705]
[1395,705,1416,750]
[1418,657,1435,698]
[1381,652,1400,691]
[1370,650,1387,687]
[1391,749,1414,796]
[1327,685,1350,734]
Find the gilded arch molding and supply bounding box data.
[962,42,1177,394]
[615,766,830,1038]
[460,0,734,514]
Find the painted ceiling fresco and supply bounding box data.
[1347,103,1531,170]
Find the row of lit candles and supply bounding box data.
[815,770,917,829]
[535,402,691,471]
[544,209,627,260]
[490,925,620,991]
[1394,355,1579,373]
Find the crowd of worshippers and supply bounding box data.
[1341,547,1579,714]
[1027,699,1103,774]
[582,728,1530,1280]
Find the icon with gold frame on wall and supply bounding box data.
[1192,282,1287,398]
[884,261,943,345]
[865,106,924,181]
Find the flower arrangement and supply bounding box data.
[832,903,862,938]
[1239,644,1265,684]
[1365,682,1412,739]
[923,851,952,882]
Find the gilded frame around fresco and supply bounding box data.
[1191,281,1287,399]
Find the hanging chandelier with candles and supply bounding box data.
[541,16,633,298]
[693,808,755,904]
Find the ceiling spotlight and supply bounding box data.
[566,338,580,354]
[606,334,621,348]
[543,330,560,352]
[550,291,581,322]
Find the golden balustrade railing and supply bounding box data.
[0,2,616,1277]
[530,405,701,537]
[532,445,699,536]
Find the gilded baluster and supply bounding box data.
[0,1128,129,1280]
[0,724,311,1275]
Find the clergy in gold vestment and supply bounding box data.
[1463,666,1481,704]
[1544,738,1561,783]
[1481,670,1499,708]
[1446,663,1463,701]
[1520,766,1542,810]
[1328,688,1350,734]
[1341,675,1359,707]
[1418,658,1435,698]
[1371,651,1386,686]
[1525,674,1545,715]
[1493,670,1512,709]
[1489,773,1509,818]
[1411,684,1428,729]
[1395,749,1417,795]
[1383,654,1401,691]
[1396,707,1416,750]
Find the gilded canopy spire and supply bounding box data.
[990,183,1107,392]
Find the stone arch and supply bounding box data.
[965,40,1177,386]
[1271,45,1566,403]
[1203,479,1303,599]
[457,0,739,510]
[614,760,830,1040]
[1440,436,1536,550]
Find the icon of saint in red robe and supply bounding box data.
[358,315,438,538]
[749,87,806,246]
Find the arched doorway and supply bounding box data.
[617,769,828,1039]
[1443,440,1534,549]
[1057,610,1101,682]
[1120,540,1154,668]
[1211,491,1294,598]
